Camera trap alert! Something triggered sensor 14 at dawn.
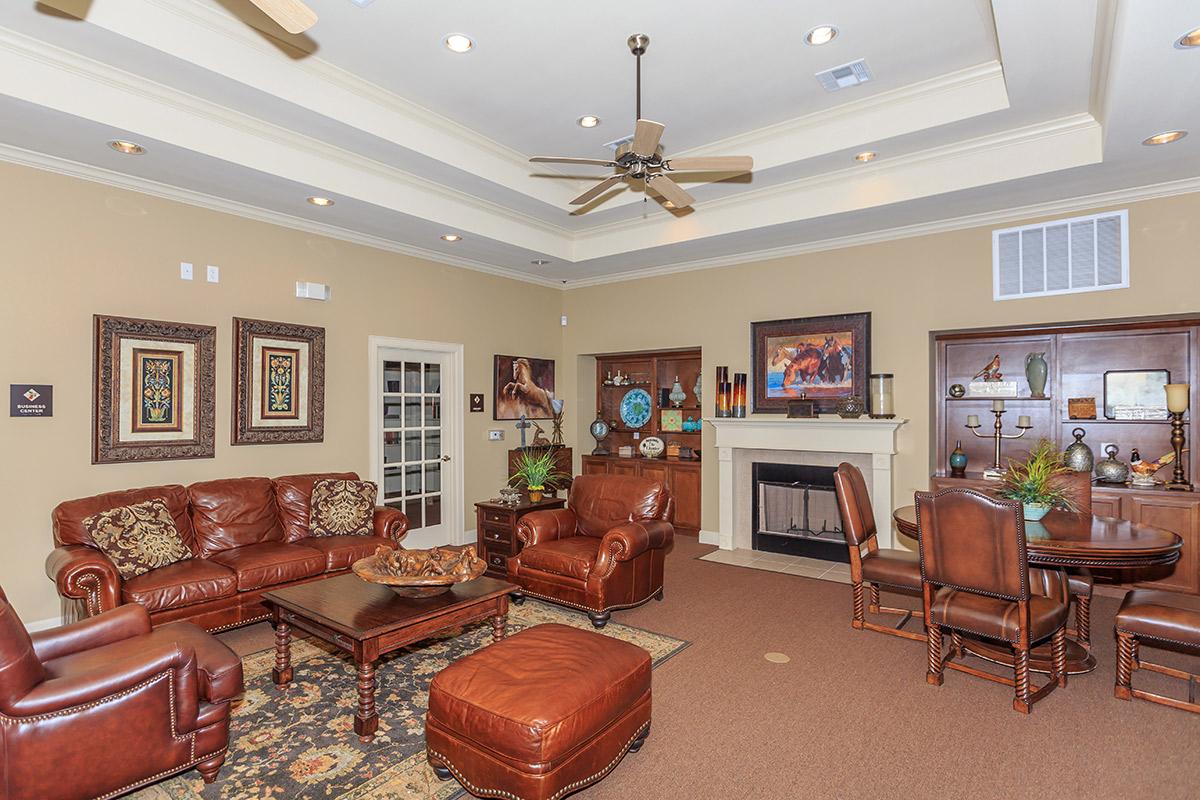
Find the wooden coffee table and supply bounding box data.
[263,573,516,742]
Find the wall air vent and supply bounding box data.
[992,210,1128,301]
[816,59,873,92]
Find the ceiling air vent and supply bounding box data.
[816,59,872,92]
[992,210,1128,301]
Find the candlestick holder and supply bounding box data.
[966,410,1031,480]
[1165,410,1193,491]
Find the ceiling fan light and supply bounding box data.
[108,139,145,155]
[1176,27,1200,48]
[443,33,474,53]
[855,151,877,163]
[1142,130,1187,146]
[577,115,601,128]
[805,25,838,46]
[441,234,462,242]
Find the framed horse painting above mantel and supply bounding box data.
[751,312,871,414]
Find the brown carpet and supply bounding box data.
[222,538,1198,800]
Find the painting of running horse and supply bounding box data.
[751,313,871,414]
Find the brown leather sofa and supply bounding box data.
[0,586,243,799]
[45,472,408,632]
[507,474,674,628]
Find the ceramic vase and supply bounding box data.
[1025,352,1048,398]
[669,377,687,408]
[949,440,968,477]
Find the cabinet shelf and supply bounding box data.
[1062,418,1172,425]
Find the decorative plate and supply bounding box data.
[639,436,665,458]
[620,388,653,428]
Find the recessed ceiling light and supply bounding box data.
[443,33,473,53]
[531,259,551,266]
[1142,130,1188,146]
[577,115,601,129]
[441,234,462,242]
[306,196,335,207]
[804,25,838,46]
[855,151,877,162]
[108,139,145,155]
[1176,27,1200,48]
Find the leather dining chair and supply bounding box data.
[1052,470,1095,649]
[916,488,1070,714]
[833,463,923,641]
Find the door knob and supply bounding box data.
[441,455,451,462]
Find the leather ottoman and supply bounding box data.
[426,623,652,800]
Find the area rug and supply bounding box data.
[132,600,688,800]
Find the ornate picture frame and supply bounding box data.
[232,317,326,445]
[751,312,871,414]
[93,314,216,464]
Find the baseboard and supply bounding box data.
[24,615,64,632]
[698,530,720,546]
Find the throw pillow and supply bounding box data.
[83,499,192,580]
[310,479,377,537]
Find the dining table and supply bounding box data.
[892,505,1183,674]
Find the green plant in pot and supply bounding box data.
[998,439,1076,521]
[509,448,569,503]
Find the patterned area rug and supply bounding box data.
[133,600,688,800]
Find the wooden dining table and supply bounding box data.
[892,505,1183,674]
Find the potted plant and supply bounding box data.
[509,448,569,503]
[998,439,1076,521]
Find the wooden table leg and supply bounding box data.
[355,660,378,742]
[272,621,292,687]
[491,614,507,642]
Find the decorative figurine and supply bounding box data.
[669,376,687,408]
[530,420,551,447]
[949,440,968,477]
[972,354,1003,382]
[693,374,702,405]
[1063,427,1095,472]
[1025,352,1049,398]
[1130,448,1181,486]
[948,383,966,398]
[515,414,531,448]
[1095,444,1130,484]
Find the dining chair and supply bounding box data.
[833,463,923,642]
[1114,588,1200,714]
[1052,470,1095,649]
[916,487,1070,713]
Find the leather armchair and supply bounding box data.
[507,474,674,628]
[0,587,243,799]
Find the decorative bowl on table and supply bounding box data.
[352,545,487,598]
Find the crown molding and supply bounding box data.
[561,175,1200,288]
[0,142,563,289]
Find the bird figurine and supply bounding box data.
[972,354,1003,382]
[1129,448,1184,485]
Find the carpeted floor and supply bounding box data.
[212,538,1196,800]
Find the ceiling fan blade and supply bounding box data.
[530,157,619,167]
[630,119,666,156]
[570,175,626,205]
[247,0,318,34]
[647,175,695,209]
[665,156,753,173]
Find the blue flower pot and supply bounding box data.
[1022,503,1051,522]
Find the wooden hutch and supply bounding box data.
[581,348,702,536]
[931,315,1200,595]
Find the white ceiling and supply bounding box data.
[0,0,1197,286]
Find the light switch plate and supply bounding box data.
[487,429,504,441]
[206,265,219,283]
[180,262,193,280]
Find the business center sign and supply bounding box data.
[10,384,53,417]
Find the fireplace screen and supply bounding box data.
[757,480,844,542]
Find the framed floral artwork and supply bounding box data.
[92,314,216,464]
[232,317,326,445]
[751,312,871,414]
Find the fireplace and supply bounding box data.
[751,462,849,563]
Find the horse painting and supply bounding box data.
[494,355,556,419]
[764,332,854,397]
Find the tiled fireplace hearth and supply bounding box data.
[705,417,908,552]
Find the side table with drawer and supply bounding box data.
[474,497,567,579]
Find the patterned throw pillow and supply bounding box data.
[82,499,192,580]
[310,479,377,537]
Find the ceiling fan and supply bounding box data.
[530,34,753,213]
[247,0,318,35]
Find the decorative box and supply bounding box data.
[618,445,635,458]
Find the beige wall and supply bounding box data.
[0,162,562,623]
[560,193,1200,540]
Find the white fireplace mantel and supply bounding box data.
[706,416,908,550]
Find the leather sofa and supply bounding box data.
[507,474,674,628]
[0,586,243,799]
[45,472,408,632]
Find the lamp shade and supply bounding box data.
[1165,383,1189,414]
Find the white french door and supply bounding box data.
[369,338,464,548]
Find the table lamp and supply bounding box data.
[1164,383,1191,491]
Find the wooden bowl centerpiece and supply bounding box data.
[352,545,487,598]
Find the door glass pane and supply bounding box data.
[383,468,404,498]
[424,430,441,460]
[383,399,402,427]
[404,431,421,462]
[424,495,441,527]
[383,361,403,393]
[384,432,404,464]
[404,398,420,427]
[425,463,441,494]
[424,363,441,394]
[405,465,421,496]
[404,362,422,393]
[424,397,441,426]
[405,498,423,529]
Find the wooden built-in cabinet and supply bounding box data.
[582,455,702,536]
[930,315,1200,596]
